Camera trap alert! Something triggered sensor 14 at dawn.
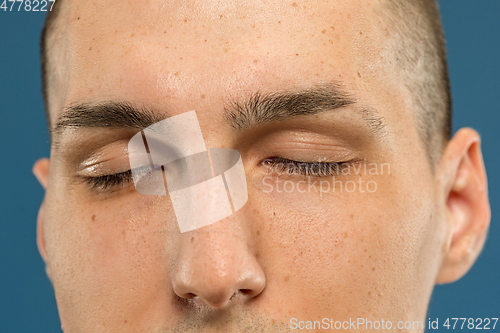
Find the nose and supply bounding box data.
[172,222,266,309]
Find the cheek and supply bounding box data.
[43,189,178,328]
[250,171,437,316]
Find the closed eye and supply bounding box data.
[262,157,351,177]
[84,164,162,191]
[85,170,133,190]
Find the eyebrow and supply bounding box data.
[54,102,165,134]
[224,84,385,134]
[54,84,385,137]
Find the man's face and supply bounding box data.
[40,0,451,331]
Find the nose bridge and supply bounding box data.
[172,219,265,308]
[168,147,248,233]
[128,110,249,233]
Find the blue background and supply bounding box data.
[0,1,498,332]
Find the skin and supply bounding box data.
[33,0,490,332]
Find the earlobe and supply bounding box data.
[436,128,490,284]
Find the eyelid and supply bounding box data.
[82,163,165,192]
[269,144,356,162]
[77,140,131,167]
[77,153,149,178]
[262,157,354,177]
[79,163,130,178]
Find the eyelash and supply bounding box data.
[84,157,348,191]
[262,157,349,177]
[85,170,134,191]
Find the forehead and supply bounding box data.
[56,0,399,115]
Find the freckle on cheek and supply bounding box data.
[91,214,96,222]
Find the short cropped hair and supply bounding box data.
[380,0,452,165]
[40,0,63,131]
[40,0,451,164]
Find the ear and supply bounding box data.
[33,158,52,279]
[435,128,490,284]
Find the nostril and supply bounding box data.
[229,289,253,301]
[227,289,256,303]
[183,292,197,300]
[239,289,252,295]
